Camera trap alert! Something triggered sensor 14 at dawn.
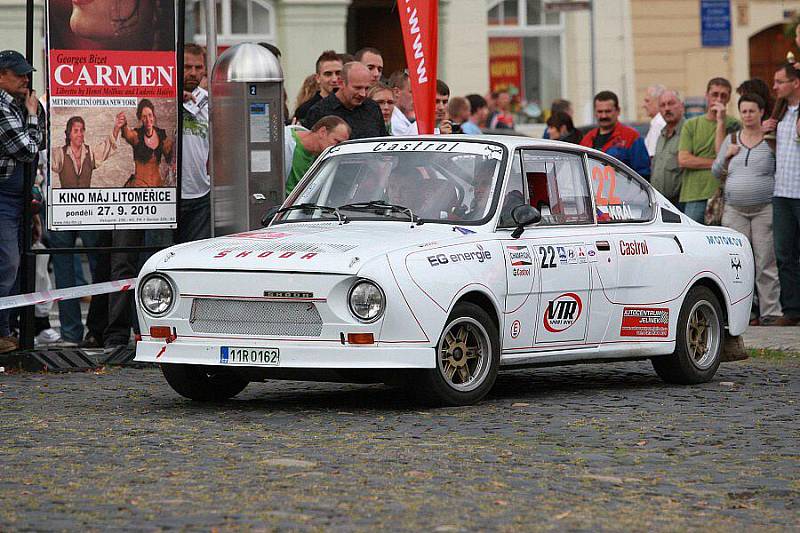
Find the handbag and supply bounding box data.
[705,132,737,226]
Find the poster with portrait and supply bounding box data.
[45,0,178,230]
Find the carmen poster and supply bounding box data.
[45,0,178,230]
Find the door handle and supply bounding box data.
[595,240,611,251]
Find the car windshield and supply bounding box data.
[277,140,506,224]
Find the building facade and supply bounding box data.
[2,0,798,125]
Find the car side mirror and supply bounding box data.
[510,205,541,239]
[261,205,280,227]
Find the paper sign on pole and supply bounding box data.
[44,0,179,230]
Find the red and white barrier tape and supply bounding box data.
[0,278,137,311]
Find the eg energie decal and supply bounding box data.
[427,245,492,266]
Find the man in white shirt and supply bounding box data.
[764,64,800,325]
[389,70,417,136]
[643,84,666,157]
[177,43,211,243]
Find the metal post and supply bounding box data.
[176,0,185,236]
[589,0,596,100]
[19,0,36,350]
[205,0,217,236]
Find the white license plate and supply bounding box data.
[220,346,280,366]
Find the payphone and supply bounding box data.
[210,43,284,235]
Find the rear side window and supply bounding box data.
[588,157,653,223]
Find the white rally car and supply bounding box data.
[135,136,754,406]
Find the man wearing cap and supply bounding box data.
[0,50,45,353]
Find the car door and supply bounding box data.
[519,149,595,346]
[498,150,539,352]
[587,156,678,340]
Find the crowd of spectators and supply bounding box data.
[1,33,799,354]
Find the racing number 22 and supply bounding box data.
[538,246,557,268]
[592,166,621,206]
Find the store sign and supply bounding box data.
[544,1,591,12]
[488,37,523,97]
[700,0,731,47]
[45,0,179,230]
[398,0,438,135]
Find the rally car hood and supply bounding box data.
[151,222,484,274]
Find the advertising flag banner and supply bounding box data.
[488,37,523,97]
[45,0,178,230]
[398,0,438,135]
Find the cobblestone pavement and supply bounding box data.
[1,358,798,531]
[743,326,800,353]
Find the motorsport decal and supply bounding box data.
[229,231,293,240]
[506,245,532,277]
[586,244,598,262]
[213,250,319,260]
[510,320,521,339]
[619,239,649,256]
[454,226,476,235]
[543,292,583,333]
[706,235,744,247]
[729,254,743,284]
[200,241,358,255]
[620,307,669,337]
[567,247,578,264]
[540,244,591,267]
[427,245,492,266]
[332,141,503,157]
[373,141,461,152]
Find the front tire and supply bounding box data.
[408,302,500,406]
[652,286,723,384]
[161,363,249,401]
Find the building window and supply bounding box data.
[487,0,563,124]
[187,0,276,45]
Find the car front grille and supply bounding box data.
[189,298,323,337]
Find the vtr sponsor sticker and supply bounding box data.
[543,292,582,332]
[620,307,669,337]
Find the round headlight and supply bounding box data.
[348,280,385,322]
[139,274,175,316]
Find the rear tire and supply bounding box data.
[407,302,500,406]
[160,363,249,401]
[652,286,723,384]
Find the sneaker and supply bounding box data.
[34,328,61,346]
[0,336,19,354]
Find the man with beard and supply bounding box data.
[580,90,650,179]
[651,89,686,207]
[176,43,210,243]
[303,62,386,139]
